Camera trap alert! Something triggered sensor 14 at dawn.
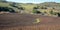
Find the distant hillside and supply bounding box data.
[0,0,7,2]
[0,2,60,17]
[38,2,60,9]
[0,1,37,13]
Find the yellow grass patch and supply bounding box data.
[33,18,41,24]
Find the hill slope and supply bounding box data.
[0,2,60,17]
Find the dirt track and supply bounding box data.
[0,13,60,30]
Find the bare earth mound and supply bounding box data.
[0,13,60,30]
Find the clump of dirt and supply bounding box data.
[0,11,10,14]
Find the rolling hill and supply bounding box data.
[0,1,60,17]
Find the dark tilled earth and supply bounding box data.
[0,13,60,30]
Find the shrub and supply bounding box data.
[18,7,25,10]
[40,6,47,9]
[57,13,60,17]
[10,3,25,10]
[10,3,18,8]
[50,10,53,14]
[32,10,41,14]
[0,7,15,13]
[33,7,39,9]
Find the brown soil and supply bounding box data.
[0,13,60,30]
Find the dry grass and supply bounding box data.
[0,13,60,30]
